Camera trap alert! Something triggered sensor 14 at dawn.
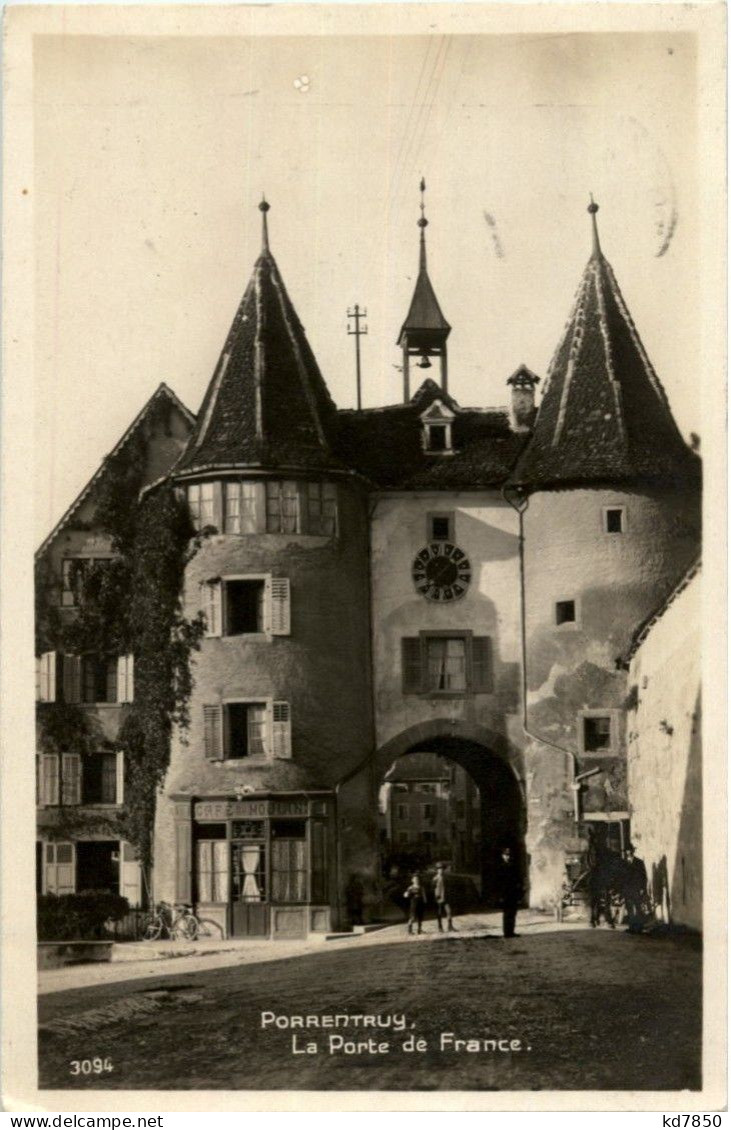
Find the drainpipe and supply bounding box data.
[501,484,585,822]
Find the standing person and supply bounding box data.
[498,845,523,938]
[433,862,456,933]
[403,873,425,935]
[587,828,615,928]
[623,845,648,933]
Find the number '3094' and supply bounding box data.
[70,1057,113,1076]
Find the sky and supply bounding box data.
[34,29,700,541]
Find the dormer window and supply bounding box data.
[420,399,455,456]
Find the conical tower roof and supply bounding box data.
[511,201,699,489]
[176,200,340,477]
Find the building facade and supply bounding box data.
[35,193,702,936]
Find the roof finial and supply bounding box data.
[259,195,271,252]
[418,177,428,270]
[588,193,601,257]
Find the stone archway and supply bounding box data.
[373,720,526,905]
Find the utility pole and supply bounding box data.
[347,304,368,411]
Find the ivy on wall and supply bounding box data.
[36,401,205,873]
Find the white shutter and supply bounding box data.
[62,655,81,704]
[202,582,222,637]
[39,652,57,702]
[204,705,224,760]
[46,842,75,895]
[40,754,60,806]
[120,841,142,907]
[116,750,125,805]
[61,753,81,805]
[269,578,291,636]
[271,701,292,759]
[117,655,134,703]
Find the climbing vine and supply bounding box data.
[36,400,206,874]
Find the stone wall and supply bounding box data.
[626,568,701,931]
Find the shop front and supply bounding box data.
[170,793,335,939]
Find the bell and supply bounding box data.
[417,353,432,369]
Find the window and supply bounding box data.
[196,839,229,902]
[307,482,338,536]
[226,702,267,758]
[604,507,625,534]
[44,842,75,895]
[581,714,614,753]
[271,820,307,903]
[203,700,292,761]
[422,831,436,844]
[61,558,112,608]
[396,804,407,821]
[429,514,453,542]
[555,600,576,626]
[422,803,435,820]
[201,576,290,638]
[82,752,120,805]
[82,656,118,704]
[232,841,267,903]
[225,481,259,534]
[456,800,466,818]
[226,580,265,634]
[427,424,448,452]
[266,480,299,533]
[402,633,493,695]
[188,482,215,530]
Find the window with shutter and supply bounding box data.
[271,701,292,758]
[38,652,57,702]
[471,637,493,693]
[202,581,223,637]
[402,638,423,693]
[40,754,60,806]
[269,578,291,636]
[117,655,134,703]
[203,705,224,760]
[63,655,82,703]
[61,753,81,806]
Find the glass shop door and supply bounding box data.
[230,821,268,937]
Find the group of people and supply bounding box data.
[403,847,523,939]
[586,836,649,933]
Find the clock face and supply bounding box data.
[412,542,472,602]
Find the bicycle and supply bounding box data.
[141,901,201,941]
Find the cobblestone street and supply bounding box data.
[38,918,701,1092]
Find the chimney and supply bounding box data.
[507,365,540,432]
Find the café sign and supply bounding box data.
[194,798,309,820]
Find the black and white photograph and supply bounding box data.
[1,1,725,1112]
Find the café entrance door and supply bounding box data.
[231,822,268,937]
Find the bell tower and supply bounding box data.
[397,179,451,402]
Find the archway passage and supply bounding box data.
[377,735,525,908]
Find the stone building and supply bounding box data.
[622,560,702,930]
[35,192,701,937]
[34,385,194,903]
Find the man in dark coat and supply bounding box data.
[498,846,523,938]
[623,845,648,933]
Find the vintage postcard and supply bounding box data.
[1,1,726,1114]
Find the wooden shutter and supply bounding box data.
[61,753,81,805]
[202,582,222,637]
[402,638,423,693]
[271,701,292,758]
[203,705,224,760]
[269,577,291,636]
[120,841,142,907]
[117,654,134,703]
[40,754,60,806]
[62,655,81,704]
[471,637,493,693]
[116,750,125,804]
[54,842,76,895]
[38,652,57,702]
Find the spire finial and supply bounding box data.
[259,195,271,252]
[588,193,601,257]
[417,177,428,270]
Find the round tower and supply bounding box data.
[509,201,701,906]
[153,201,374,938]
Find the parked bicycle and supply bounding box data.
[141,901,219,942]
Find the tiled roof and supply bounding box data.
[334,379,529,490]
[176,245,342,477]
[510,240,700,489]
[36,383,195,559]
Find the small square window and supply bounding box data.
[555,600,576,626]
[583,715,612,752]
[429,514,452,541]
[225,580,265,635]
[605,508,624,534]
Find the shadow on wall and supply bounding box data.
[670,687,702,930]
